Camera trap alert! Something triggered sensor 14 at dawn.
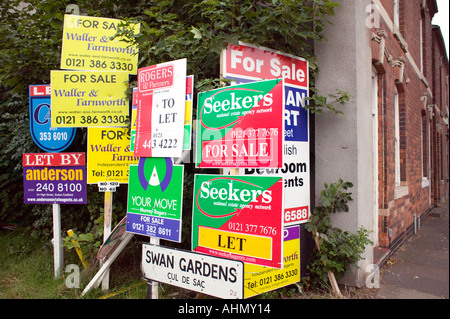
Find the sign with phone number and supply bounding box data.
[126,157,184,242]
[61,15,140,74]
[50,70,129,128]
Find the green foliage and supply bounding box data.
[305,88,352,115]
[305,179,373,288]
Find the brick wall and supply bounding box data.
[372,0,449,248]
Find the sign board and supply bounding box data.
[195,79,284,168]
[244,225,300,298]
[97,216,127,259]
[50,70,129,128]
[221,42,308,88]
[142,244,244,299]
[87,127,138,184]
[61,15,140,74]
[98,181,120,192]
[23,153,87,204]
[126,157,184,242]
[222,42,310,224]
[29,85,76,152]
[192,174,284,269]
[134,58,187,158]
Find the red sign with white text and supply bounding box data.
[222,43,308,88]
[23,153,85,167]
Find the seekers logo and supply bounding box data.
[138,157,173,192]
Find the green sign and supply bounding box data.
[126,157,184,242]
[196,78,284,168]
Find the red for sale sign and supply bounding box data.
[222,43,308,88]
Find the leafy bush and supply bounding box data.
[305,179,373,288]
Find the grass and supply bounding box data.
[0,228,147,299]
[0,228,378,300]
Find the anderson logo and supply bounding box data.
[138,157,173,192]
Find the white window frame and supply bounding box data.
[394,88,401,186]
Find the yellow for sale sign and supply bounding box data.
[50,70,129,127]
[61,15,139,74]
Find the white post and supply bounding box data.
[101,191,113,290]
[52,203,63,278]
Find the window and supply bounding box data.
[394,0,400,31]
[394,88,400,186]
[421,110,429,181]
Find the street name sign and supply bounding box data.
[142,244,244,299]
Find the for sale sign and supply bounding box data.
[23,153,87,204]
[142,244,244,299]
[126,157,184,242]
[196,79,284,168]
[61,15,140,74]
[222,42,308,88]
[50,70,129,127]
[244,225,300,298]
[192,174,284,269]
[134,58,187,158]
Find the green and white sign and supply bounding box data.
[126,157,184,242]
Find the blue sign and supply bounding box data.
[29,85,76,152]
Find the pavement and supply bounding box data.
[376,201,449,299]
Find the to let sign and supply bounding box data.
[23,153,87,204]
[134,58,187,158]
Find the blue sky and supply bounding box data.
[433,0,449,57]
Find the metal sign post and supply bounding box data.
[52,203,63,278]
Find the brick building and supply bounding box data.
[314,0,448,286]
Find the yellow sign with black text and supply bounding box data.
[244,226,300,298]
[61,15,139,74]
[87,127,138,184]
[50,70,129,127]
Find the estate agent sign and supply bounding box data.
[126,157,184,242]
[50,70,129,128]
[29,85,76,152]
[23,152,87,204]
[134,58,187,158]
[222,42,310,224]
[60,15,140,74]
[196,79,284,168]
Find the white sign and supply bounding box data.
[134,58,187,158]
[141,244,244,299]
[98,181,120,192]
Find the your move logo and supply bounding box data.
[138,157,173,192]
